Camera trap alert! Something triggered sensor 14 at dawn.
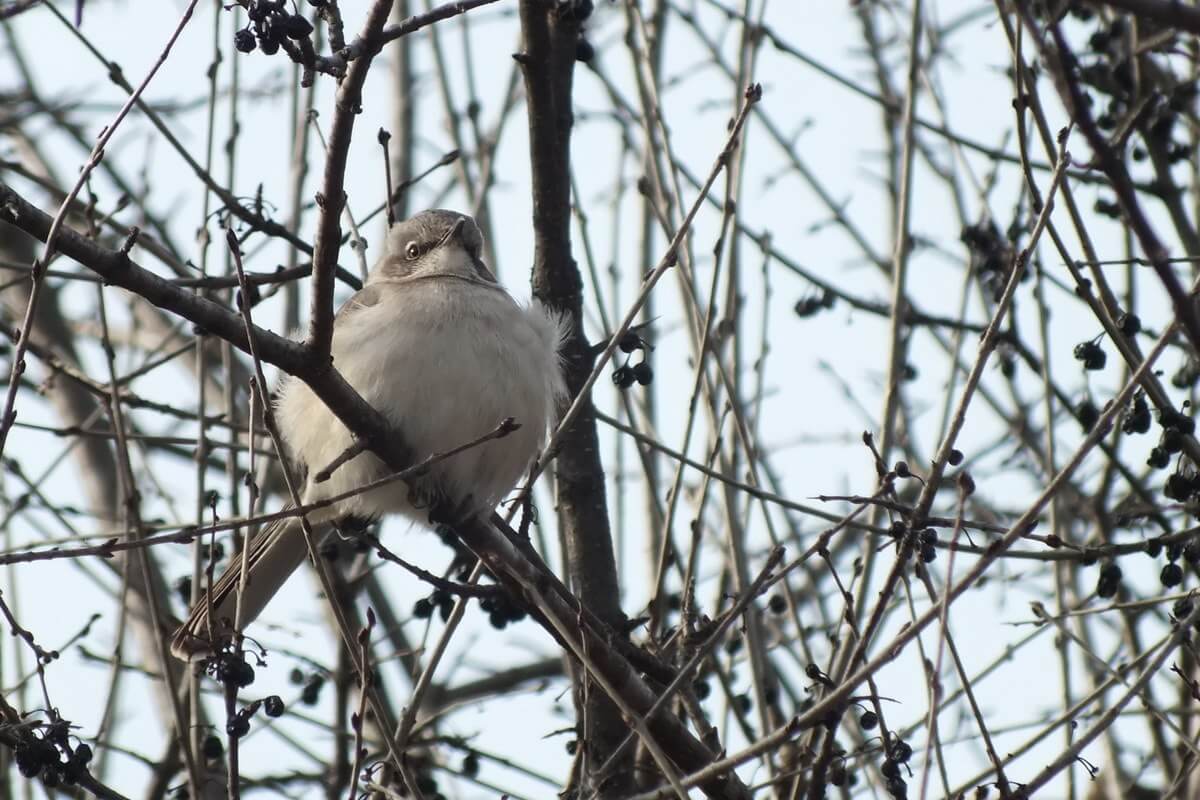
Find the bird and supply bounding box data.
[171,210,567,659]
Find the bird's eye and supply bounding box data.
[405,242,420,260]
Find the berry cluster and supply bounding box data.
[612,331,653,390]
[1072,338,1106,371]
[1122,391,1151,435]
[290,668,327,706]
[13,724,93,788]
[234,0,315,56]
[412,587,528,630]
[794,288,835,318]
[1148,406,1195,470]
[205,650,257,689]
[1077,12,1196,159]
[880,735,914,799]
[887,520,939,564]
[412,590,454,623]
[961,218,1018,302]
[1145,536,1200,591]
[225,694,286,738]
[479,591,527,629]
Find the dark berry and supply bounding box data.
[795,296,827,317]
[632,362,653,386]
[263,695,285,717]
[226,715,250,738]
[258,31,280,55]
[890,739,913,764]
[612,365,635,389]
[768,594,786,614]
[1118,312,1141,335]
[1097,562,1122,599]
[301,674,324,706]
[920,543,937,563]
[234,28,256,53]
[1162,562,1184,588]
[462,753,480,778]
[948,449,963,466]
[1076,400,1099,431]
[617,332,641,353]
[413,598,433,619]
[202,735,223,759]
[1073,340,1106,370]
[860,710,878,730]
[1165,410,1196,435]
[894,461,910,478]
[282,14,313,39]
[1147,537,1164,558]
[218,658,255,688]
[1165,472,1193,501]
[1148,447,1170,469]
[15,746,41,778]
[1123,395,1151,434]
[558,0,594,21]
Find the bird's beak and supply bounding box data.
[442,218,468,248]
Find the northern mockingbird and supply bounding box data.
[171,209,566,659]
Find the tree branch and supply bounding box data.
[306,0,394,356]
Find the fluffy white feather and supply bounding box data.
[172,210,567,658]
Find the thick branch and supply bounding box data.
[517,0,631,793]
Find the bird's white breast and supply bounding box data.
[275,279,566,522]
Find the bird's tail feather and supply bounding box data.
[171,508,310,660]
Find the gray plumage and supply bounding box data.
[172,210,567,659]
